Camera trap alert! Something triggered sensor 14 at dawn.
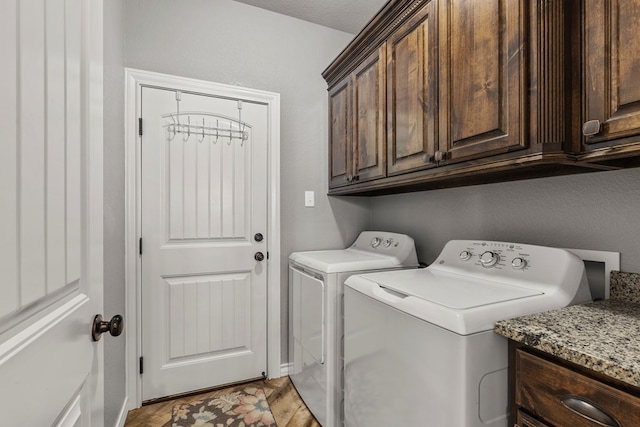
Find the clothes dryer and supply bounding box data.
[289,231,418,427]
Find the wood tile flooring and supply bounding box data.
[124,376,320,427]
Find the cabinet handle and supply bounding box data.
[560,395,619,427]
[347,174,353,182]
[423,153,435,164]
[435,151,448,162]
[582,119,602,137]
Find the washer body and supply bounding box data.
[289,231,418,427]
[344,240,592,427]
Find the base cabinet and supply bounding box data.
[512,347,640,427]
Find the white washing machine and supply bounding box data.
[343,240,594,427]
[289,231,418,427]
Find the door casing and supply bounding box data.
[124,68,281,408]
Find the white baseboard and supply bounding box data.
[114,397,129,427]
[279,363,292,377]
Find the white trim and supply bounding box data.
[564,248,620,299]
[114,397,129,427]
[280,363,293,377]
[125,68,281,409]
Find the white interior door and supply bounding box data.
[0,0,104,425]
[141,87,269,400]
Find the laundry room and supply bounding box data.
[112,1,640,424]
[3,0,640,426]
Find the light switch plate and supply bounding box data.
[305,191,315,207]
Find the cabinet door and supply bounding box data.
[328,76,352,188]
[353,46,386,183]
[386,2,438,176]
[516,410,551,427]
[439,0,527,162]
[516,350,640,427]
[583,0,640,145]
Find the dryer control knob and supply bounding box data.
[511,257,527,270]
[459,250,472,261]
[479,251,500,268]
[371,237,382,248]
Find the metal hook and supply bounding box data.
[198,117,205,142]
[238,100,245,146]
[183,116,191,142]
[227,120,233,145]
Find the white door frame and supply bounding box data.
[124,68,281,408]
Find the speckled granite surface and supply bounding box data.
[495,271,640,388]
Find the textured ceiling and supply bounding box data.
[232,0,388,34]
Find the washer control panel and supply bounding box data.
[456,242,531,271]
[434,240,587,291]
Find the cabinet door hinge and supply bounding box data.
[138,118,143,136]
[139,237,143,255]
[139,356,144,375]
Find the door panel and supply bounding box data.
[141,87,268,400]
[353,47,386,182]
[386,3,438,175]
[329,77,352,188]
[439,0,527,161]
[0,0,103,424]
[584,0,640,144]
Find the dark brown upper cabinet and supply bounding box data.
[580,0,640,161]
[386,2,438,176]
[323,0,640,196]
[438,0,527,163]
[328,47,386,189]
[328,76,351,188]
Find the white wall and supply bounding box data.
[123,0,371,363]
[371,168,640,273]
[104,0,126,424]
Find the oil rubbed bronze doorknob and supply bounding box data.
[92,314,124,341]
[255,252,265,262]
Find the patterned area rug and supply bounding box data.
[171,387,276,427]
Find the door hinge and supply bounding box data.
[139,237,143,255]
[138,118,143,136]
[139,356,144,375]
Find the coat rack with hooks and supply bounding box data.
[164,91,249,143]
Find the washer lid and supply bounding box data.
[365,268,542,309]
[290,249,400,273]
[345,268,548,335]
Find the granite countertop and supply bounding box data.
[494,271,640,388]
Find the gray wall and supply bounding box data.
[370,168,640,274]
[123,0,371,364]
[104,0,126,424]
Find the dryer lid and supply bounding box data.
[290,249,400,273]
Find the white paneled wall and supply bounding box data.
[0,0,84,319]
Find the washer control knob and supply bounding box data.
[479,251,500,268]
[371,237,382,248]
[511,257,527,270]
[459,250,472,261]
[383,238,393,248]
